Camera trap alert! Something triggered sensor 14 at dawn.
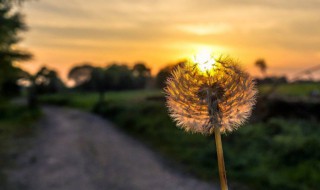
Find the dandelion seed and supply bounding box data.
[165,51,257,190]
[165,54,257,134]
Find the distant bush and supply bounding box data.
[255,76,288,85]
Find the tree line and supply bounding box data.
[1,0,293,108]
[68,62,152,102]
[0,0,177,107]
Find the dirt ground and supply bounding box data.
[7,106,218,190]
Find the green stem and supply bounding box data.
[214,126,228,190]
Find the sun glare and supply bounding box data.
[193,49,216,73]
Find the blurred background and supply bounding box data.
[0,0,319,189]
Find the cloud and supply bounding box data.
[21,0,320,78]
[176,23,232,35]
[25,0,93,18]
[186,0,320,11]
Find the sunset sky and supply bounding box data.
[18,0,320,82]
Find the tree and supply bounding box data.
[132,62,151,89]
[90,67,106,103]
[255,59,267,77]
[0,64,26,96]
[156,61,185,89]
[19,67,64,108]
[68,63,94,88]
[102,64,134,90]
[34,67,64,94]
[0,0,32,97]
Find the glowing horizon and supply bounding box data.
[17,0,320,82]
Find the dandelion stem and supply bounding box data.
[214,126,228,190]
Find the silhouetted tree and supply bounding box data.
[91,67,106,103]
[104,64,135,90]
[156,61,185,89]
[255,59,267,77]
[68,62,150,94]
[0,65,26,97]
[20,67,64,108]
[68,63,94,88]
[132,62,151,89]
[0,0,32,97]
[34,67,64,94]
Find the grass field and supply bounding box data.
[259,82,320,97]
[40,82,320,107]
[40,90,163,110]
[39,83,320,190]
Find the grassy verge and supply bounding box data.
[40,90,163,110]
[0,101,41,188]
[40,89,320,190]
[259,82,320,97]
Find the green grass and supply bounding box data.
[259,82,320,97]
[40,90,163,110]
[95,98,320,190]
[39,86,320,190]
[0,102,41,188]
[40,83,320,108]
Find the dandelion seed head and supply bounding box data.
[165,54,257,134]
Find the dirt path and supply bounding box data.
[9,106,218,190]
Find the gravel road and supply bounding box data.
[8,106,218,190]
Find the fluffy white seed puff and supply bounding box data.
[165,56,257,134]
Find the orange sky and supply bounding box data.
[18,0,320,82]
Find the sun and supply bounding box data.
[193,49,216,73]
